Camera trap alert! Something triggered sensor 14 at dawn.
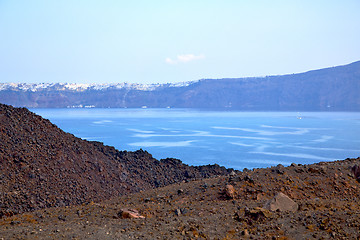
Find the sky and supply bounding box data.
[0,0,359,84]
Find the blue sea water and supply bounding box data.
[31,108,360,170]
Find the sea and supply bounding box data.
[31,108,360,170]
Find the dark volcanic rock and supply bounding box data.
[0,104,234,216]
[1,155,360,239]
[352,165,360,181]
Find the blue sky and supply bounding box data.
[0,0,359,84]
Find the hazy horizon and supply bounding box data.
[1,1,359,84]
[0,59,358,86]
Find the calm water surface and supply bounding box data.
[31,108,360,170]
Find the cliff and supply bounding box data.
[1,60,359,110]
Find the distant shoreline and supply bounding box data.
[1,60,359,111]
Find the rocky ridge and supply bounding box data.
[0,103,234,217]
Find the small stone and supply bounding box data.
[272,165,284,174]
[308,167,321,174]
[180,208,188,214]
[175,209,181,216]
[242,229,249,236]
[118,209,145,219]
[243,175,254,183]
[177,189,184,195]
[245,207,272,221]
[352,165,360,181]
[225,185,236,199]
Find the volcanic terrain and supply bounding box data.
[1,103,360,239]
[0,103,233,216]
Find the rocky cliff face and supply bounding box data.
[0,104,233,216]
[1,60,359,110]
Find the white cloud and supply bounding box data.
[165,57,176,64]
[165,54,205,64]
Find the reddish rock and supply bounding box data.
[242,229,249,237]
[118,209,145,219]
[225,185,236,199]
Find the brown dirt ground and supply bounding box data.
[1,157,360,240]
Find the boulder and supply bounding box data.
[263,192,298,212]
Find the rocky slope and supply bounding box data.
[1,157,360,239]
[1,60,360,110]
[0,103,234,217]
